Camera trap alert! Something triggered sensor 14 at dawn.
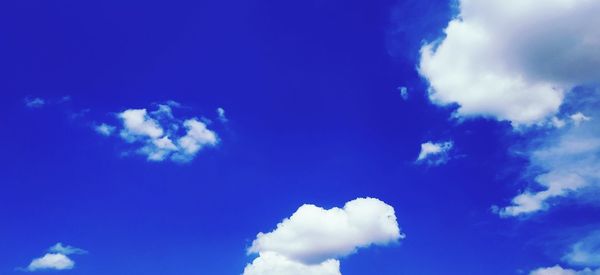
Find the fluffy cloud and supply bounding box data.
[26,253,74,271]
[24,243,85,272]
[416,0,600,216]
[416,141,453,166]
[419,0,600,125]
[96,102,219,163]
[499,92,600,216]
[244,197,403,275]
[172,119,218,162]
[243,252,341,275]
[530,265,600,275]
[119,109,164,140]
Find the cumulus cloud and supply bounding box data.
[563,231,600,268]
[95,102,219,163]
[23,243,85,272]
[416,141,453,166]
[244,197,403,275]
[119,109,164,141]
[416,0,600,216]
[418,0,600,125]
[243,252,341,275]
[26,253,74,271]
[530,265,600,275]
[499,91,600,217]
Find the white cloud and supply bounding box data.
[499,93,600,216]
[243,252,341,275]
[551,117,567,129]
[244,197,402,275]
[563,231,600,268]
[416,0,600,216]
[418,0,600,126]
[95,123,116,136]
[24,97,45,108]
[26,253,74,271]
[571,112,591,126]
[118,109,164,141]
[97,103,220,163]
[23,243,86,272]
[172,119,219,162]
[416,141,453,165]
[530,265,600,275]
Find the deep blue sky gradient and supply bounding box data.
[2,0,598,274]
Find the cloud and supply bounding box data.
[418,0,600,126]
[415,0,600,216]
[95,123,116,136]
[24,97,45,108]
[563,231,600,268]
[23,243,85,272]
[397,86,409,100]
[243,252,341,275]
[96,103,219,163]
[48,243,87,255]
[244,197,403,275]
[416,141,453,166]
[499,91,600,216]
[26,253,74,271]
[530,265,600,275]
[119,109,164,141]
[171,119,219,162]
[216,107,228,123]
[571,112,592,126]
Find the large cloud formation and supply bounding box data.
[419,0,600,125]
[244,197,403,275]
[418,0,600,216]
[96,102,219,163]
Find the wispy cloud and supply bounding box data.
[499,90,600,217]
[24,97,45,108]
[416,141,453,166]
[563,230,600,268]
[216,107,228,123]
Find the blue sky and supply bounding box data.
[2,0,600,274]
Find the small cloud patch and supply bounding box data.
[95,102,220,163]
[21,243,86,272]
[416,141,453,166]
